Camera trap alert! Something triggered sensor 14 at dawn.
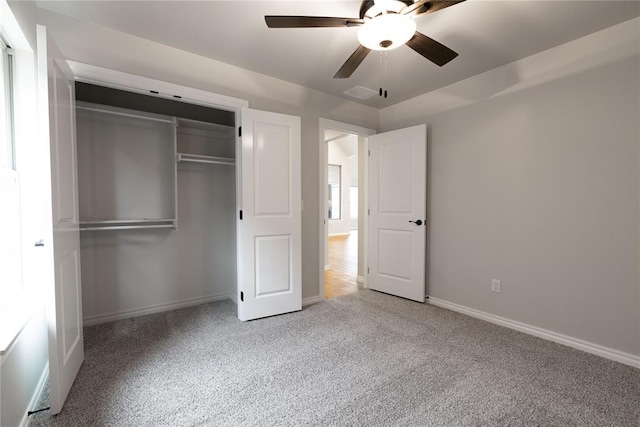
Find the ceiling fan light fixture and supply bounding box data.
[357,13,416,51]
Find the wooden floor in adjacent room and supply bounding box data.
[325,230,360,299]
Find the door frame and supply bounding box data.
[318,118,375,300]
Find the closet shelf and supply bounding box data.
[79,219,176,231]
[177,153,235,166]
[76,104,174,124]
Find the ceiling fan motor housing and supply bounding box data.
[359,0,415,19]
[357,3,417,51]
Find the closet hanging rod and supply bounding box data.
[80,219,175,225]
[177,153,235,166]
[76,105,174,124]
[80,224,175,231]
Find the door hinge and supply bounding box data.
[239,210,243,220]
[368,149,370,157]
[238,126,242,137]
[368,208,370,216]
[240,291,244,302]
[367,267,370,274]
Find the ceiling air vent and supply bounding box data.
[343,86,377,100]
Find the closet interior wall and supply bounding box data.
[75,83,236,323]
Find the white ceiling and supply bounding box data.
[37,1,640,108]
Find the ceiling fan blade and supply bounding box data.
[334,45,371,78]
[265,16,363,28]
[402,0,466,17]
[406,31,458,66]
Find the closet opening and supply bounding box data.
[75,82,238,324]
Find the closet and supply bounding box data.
[74,83,237,324]
[41,44,302,414]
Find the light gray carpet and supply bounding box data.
[31,290,639,426]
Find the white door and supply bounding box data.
[238,109,302,321]
[37,25,84,414]
[368,125,426,302]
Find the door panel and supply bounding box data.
[52,62,77,224]
[253,123,291,216]
[368,125,426,302]
[379,140,413,214]
[378,229,413,280]
[60,249,81,363]
[239,109,301,321]
[37,25,84,415]
[255,235,292,296]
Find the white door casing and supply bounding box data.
[368,125,427,302]
[238,109,301,321]
[37,25,84,415]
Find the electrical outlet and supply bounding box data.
[491,279,501,293]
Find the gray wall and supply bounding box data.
[381,24,640,356]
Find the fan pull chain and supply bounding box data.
[379,52,383,97]
[379,52,389,99]
[384,52,388,99]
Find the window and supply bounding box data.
[328,164,341,220]
[0,37,21,304]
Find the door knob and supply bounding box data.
[408,219,423,226]
[35,239,45,247]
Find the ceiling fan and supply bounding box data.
[265,0,466,79]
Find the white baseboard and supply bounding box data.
[83,293,231,326]
[302,296,323,307]
[324,264,330,271]
[357,276,364,284]
[23,362,49,427]
[328,232,351,237]
[428,297,640,368]
[228,293,238,305]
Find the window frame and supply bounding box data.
[0,36,21,303]
[0,28,28,355]
[1,37,15,170]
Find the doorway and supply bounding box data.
[319,119,375,301]
[325,131,359,298]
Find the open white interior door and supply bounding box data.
[37,25,84,414]
[238,109,301,321]
[368,124,427,302]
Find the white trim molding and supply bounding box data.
[22,362,49,427]
[428,297,640,369]
[228,293,238,305]
[83,293,231,326]
[357,276,365,284]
